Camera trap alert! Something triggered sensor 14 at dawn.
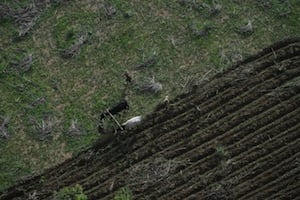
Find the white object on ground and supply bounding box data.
[122,116,142,129]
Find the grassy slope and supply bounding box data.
[0,0,299,191]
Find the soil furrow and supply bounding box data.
[40,138,121,189]
[103,88,298,199]
[74,84,300,197]
[265,180,300,200]
[155,123,300,200]
[156,112,300,199]
[186,158,298,200]
[227,111,300,157]
[129,72,300,166]
[77,56,300,192]
[233,152,300,198]
[136,65,300,160]
[157,86,299,165]
[240,161,300,200]
[219,140,300,190]
[173,90,300,162]
[183,140,299,200]
[223,133,300,183]
[83,85,300,199]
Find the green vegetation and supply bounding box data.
[215,145,230,159]
[0,0,299,192]
[55,184,87,200]
[114,187,132,200]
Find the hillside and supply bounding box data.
[1,38,299,199]
[1,0,300,195]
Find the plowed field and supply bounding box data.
[1,38,300,199]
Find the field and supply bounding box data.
[1,37,299,199]
[0,0,300,196]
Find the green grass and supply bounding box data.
[114,187,132,200]
[0,0,299,191]
[55,184,87,200]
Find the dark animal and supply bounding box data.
[100,99,129,120]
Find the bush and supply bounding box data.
[114,187,132,200]
[56,184,87,200]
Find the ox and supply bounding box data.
[100,99,129,120]
[121,116,142,130]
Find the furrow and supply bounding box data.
[266,180,300,200]
[156,111,300,199]
[184,139,300,200]
[82,56,300,192]
[113,88,299,198]
[234,152,300,198]
[129,70,300,167]
[156,122,300,200]
[223,132,300,183]
[83,84,300,198]
[240,162,300,200]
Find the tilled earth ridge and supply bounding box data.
[0,37,300,200]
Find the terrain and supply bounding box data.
[1,38,299,199]
[1,0,300,196]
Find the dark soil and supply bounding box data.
[0,38,300,200]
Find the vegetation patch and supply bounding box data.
[55,184,87,200]
[114,187,132,200]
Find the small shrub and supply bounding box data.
[56,184,87,200]
[32,116,55,139]
[136,76,163,94]
[190,22,214,38]
[215,145,230,161]
[114,187,132,200]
